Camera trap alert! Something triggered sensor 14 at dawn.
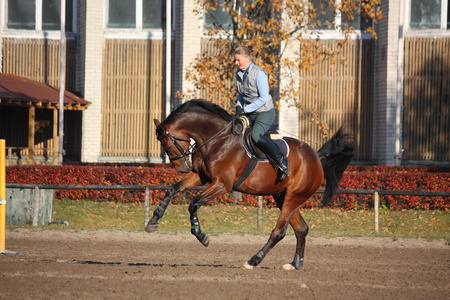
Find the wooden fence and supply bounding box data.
[101,39,165,158]
[403,37,450,161]
[2,38,76,90]
[199,39,234,111]
[298,39,374,160]
[198,39,374,160]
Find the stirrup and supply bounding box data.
[277,167,289,180]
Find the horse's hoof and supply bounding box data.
[200,235,210,247]
[243,262,254,270]
[282,263,296,271]
[145,224,158,233]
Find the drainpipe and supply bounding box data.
[395,0,405,166]
[58,0,66,165]
[165,0,172,118]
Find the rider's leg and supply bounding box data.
[255,135,289,179]
[251,110,289,179]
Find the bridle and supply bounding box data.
[157,122,231,171]
[157,129,192,162]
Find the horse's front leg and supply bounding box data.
[145,172,201,233]
[189,181,229,247]
[282,210,308,270]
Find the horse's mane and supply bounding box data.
[165,99,233,124]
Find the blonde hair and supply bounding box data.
[234,46,253,58]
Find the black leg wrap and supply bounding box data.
[191,215,209,247]
[145,202,171,233]
[247,250,265,266]
[194,231,210,247]
[153,206,164,219]
[291,254,304,270]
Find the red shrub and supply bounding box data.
[6,164,450,210]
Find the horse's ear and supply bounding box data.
[154,119,161,127]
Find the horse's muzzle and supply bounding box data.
[175,159,192,173]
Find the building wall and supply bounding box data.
[373,1,403,165]
[2,0,448,165]
[79,0,104,162]
[77,0,203,161]
[173,0,202,109]
[279,40,300,139]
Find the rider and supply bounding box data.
[234,45,289,179]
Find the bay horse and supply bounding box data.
[146,99,353,270]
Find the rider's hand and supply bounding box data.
[235,106,244,117]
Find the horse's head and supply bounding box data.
[153,100,234,173]
[154,119,192,173]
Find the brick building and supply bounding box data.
[0,0,448,165]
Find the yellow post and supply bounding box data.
[0,140,23,255]
[0,139,6,250]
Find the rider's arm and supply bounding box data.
[237,93,244,107]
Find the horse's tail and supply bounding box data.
[317,126,354,205]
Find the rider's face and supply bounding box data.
[234,54,251,70]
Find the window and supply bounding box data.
[143,0,166,29]
[204,0,233,31]
[312,0,335,30]
[7,0,35,30]
[409,0,449,30]
[6,0,74,32]
[107,0,166,30]
[310,0,370,31]
[42,0,73,31]
[108,0,136,28]
[448,1,450,28]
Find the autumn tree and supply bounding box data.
[182,0,383,134]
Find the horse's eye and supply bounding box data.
[166,146,172,151]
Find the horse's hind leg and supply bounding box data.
[244,192,309,270]
[282,210,308,270]
[244,203,292,269]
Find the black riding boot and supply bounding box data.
[255,135,289,180]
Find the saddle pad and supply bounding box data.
[242,127,289,160]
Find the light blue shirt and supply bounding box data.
[237,64,270,113]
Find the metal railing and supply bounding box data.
[6,183,449,232]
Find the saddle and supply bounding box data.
[242,126,289,160]
[232,117,290,189]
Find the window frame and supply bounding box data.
[2,0,77,38]
[104,0,174,40]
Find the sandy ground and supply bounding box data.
[1,229,449,299]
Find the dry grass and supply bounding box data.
[30,199,449,242]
